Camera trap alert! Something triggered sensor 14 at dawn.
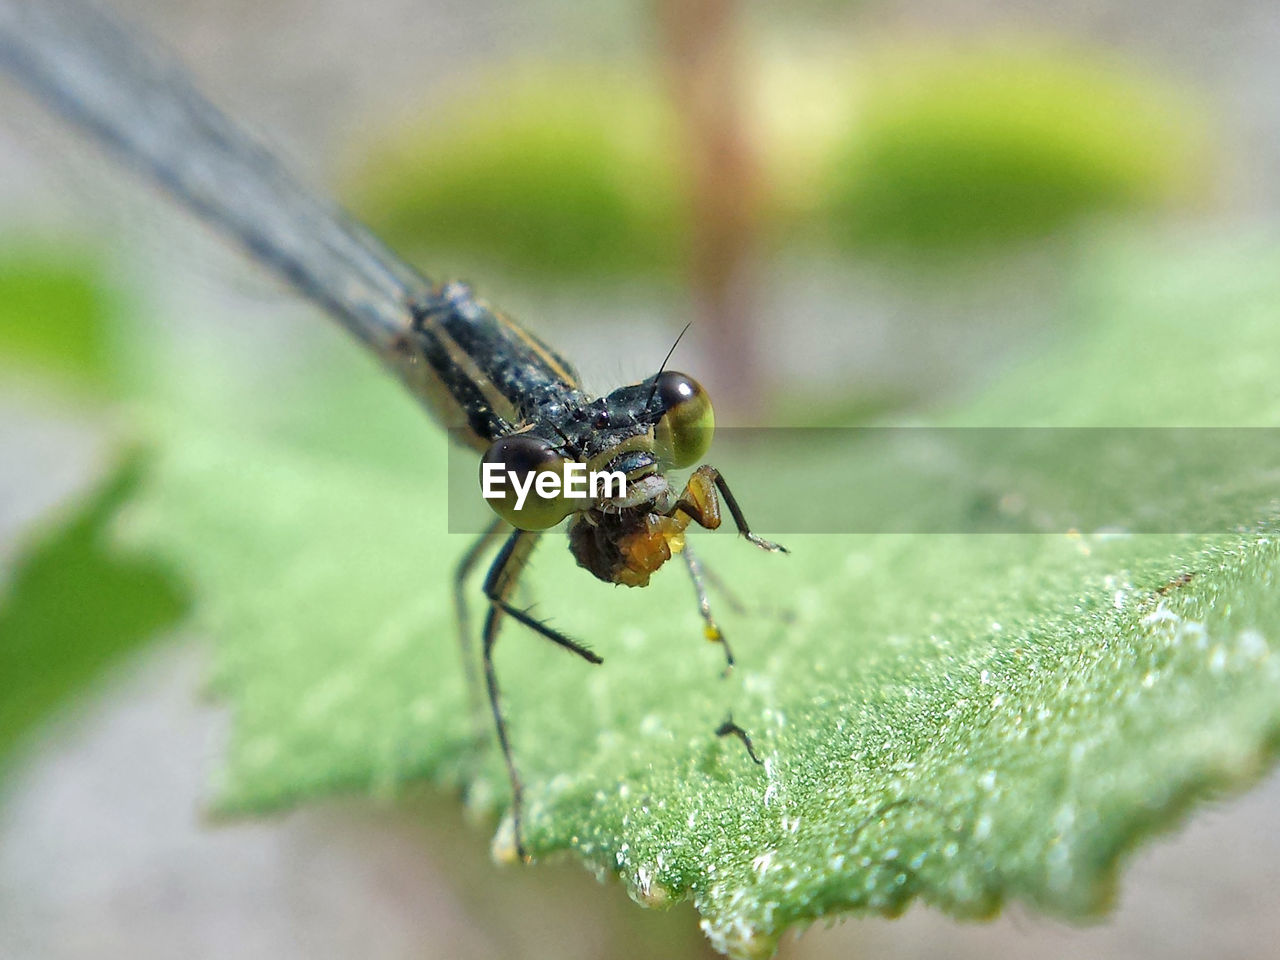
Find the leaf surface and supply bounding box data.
[114,237,1280,957]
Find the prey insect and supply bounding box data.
[0,0,787,861]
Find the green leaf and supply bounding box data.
[0,244,123,391]
[0,454,188,770]
[345,65,687,282]
[115,235,1280,958]
[822,42,1209,257]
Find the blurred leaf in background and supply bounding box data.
[347,65,687,281]
[346,38,1210,289]
[0,244,123,391]
[820,39,1210,258]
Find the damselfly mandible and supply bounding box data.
[0,0,787,858]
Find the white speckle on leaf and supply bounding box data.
[1047,839,1074,892]
[843,552,872,576]
[1141,604,1179,627]
[700,918,777,960]
[1053,803,1076,834]
[298,673,356,721]
[1180,620,1208,646]
[408,696,433,724]
[743,672,775,697]
[490,817,519,864]
[1238,628,1268,660]
[620,626,647,651]
[632,864,671,907]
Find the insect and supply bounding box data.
[0,0,787,858]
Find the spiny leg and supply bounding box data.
[704,465,788,553]
[481,529,601,861]
[674,464,788,554]
[682,541,735,672]
[672,467,788,750]
[453,518,507,746]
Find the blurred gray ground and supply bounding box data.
[4,0,1280,957]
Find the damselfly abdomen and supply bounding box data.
[0,0,787,859]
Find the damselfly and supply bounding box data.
[0,0,787,858]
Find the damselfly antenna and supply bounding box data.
[646,321,694,409]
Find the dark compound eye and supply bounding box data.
[485,434,560,477]
[652,371,714,468]
[653,371,699,411]
[480,435,574,530]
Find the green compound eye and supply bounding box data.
[481,435,575,530]
[652,371,714,468]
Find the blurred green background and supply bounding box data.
[1,0,1278,958]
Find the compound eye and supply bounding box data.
[652,371,714,468]
[480,435,574,530]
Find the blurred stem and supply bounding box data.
[654,0,762,419]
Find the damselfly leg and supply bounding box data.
[673,464,789,555]
[676,465,787,673]
[681,541,735,671]
[453,518,507,745]
[715,714,764,765]
[478,464,782,859]
[481,529,602,861]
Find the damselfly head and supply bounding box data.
[478,370,714,534]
